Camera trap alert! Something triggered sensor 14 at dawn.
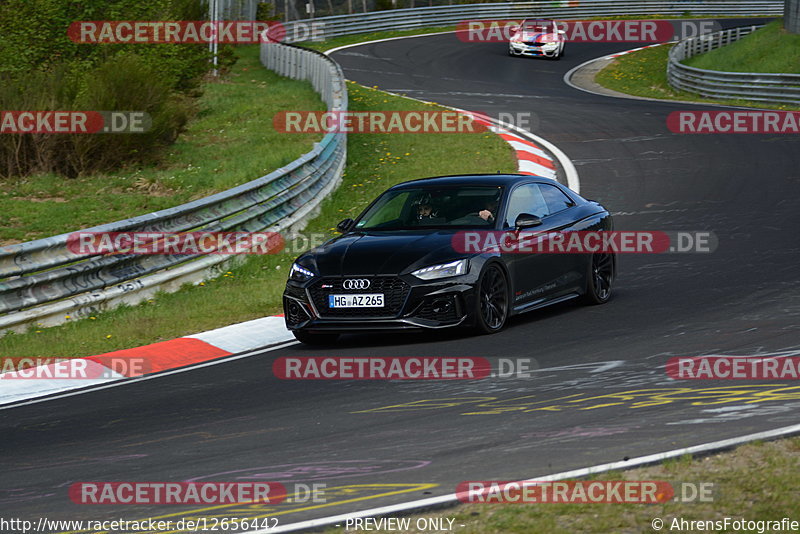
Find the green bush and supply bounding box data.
[0,0,212,86]
[70,54,193,175]
[0,66,80,178]
[0,54,192,178]
[0,0,228,178]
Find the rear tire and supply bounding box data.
[582,252,615,305]
[475,264,509,334]
[292,330,340,345]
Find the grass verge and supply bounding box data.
[0,46,325,245]
[593,23,800,111]
[0,80,515,358]
[326,436,800,533]
[684,20,800,75]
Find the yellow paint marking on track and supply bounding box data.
[352,396,495,413]
[354,385,800,415]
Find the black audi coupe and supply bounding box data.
[283,174,614,344]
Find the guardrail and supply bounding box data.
[667,25,800,104]
[281,0,783,42]
[0,43,347,335]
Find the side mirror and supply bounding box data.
[515,213,542,229]
[509,25,519,33]
[558,29,566,35]
[336,218,355,233]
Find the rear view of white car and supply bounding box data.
[509,19,566,59]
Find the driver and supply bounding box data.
[478,200,498,222]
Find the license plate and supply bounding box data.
[328,294,384,308]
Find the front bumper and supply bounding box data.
[510,41,560,57]
[283,275,475,333]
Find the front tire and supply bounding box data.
[475,264,509,334]
[292,330,340,345]
[582,252,615,304]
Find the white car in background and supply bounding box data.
[508,19,566,60]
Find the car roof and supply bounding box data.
[389,173,562,190]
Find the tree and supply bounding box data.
[787,0,800,33]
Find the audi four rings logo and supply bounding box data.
[343,279,370,289]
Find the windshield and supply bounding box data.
[354,186,503,230]
[521,20,556,32]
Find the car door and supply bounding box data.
[503,183,577,308]
[537,183,584,297]
[502,183,551,308]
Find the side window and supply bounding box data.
[539,184,574,215]
[356,191,410,228]
[504,184,549,227]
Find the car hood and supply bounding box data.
[518,31,558,42]
[302,230,466,276]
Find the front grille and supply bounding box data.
[308,277,411,318]
[285,285,306,299]
[524,41,543,46]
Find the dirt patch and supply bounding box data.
[127,177,178,197]
[13,196,68,203]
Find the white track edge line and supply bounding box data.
[324,30,456,56]
[253,422,800,533]
[0,340,298,411]
[496,116,580,193]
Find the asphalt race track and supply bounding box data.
[3,18,800,532]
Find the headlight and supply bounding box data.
[289,262,315,282]
[411,259,468,280]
